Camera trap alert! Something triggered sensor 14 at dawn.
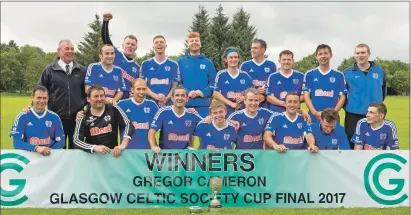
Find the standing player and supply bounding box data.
[178,32,216,118]
[352,103,399,150]
[117,78,159,149]
[240,39,277,107]
[195,101,237,150]
[10,86,65,155]
[264,93,318,152]
[266,50,304,113]
[73,85,134,156]
[344,44,387,149]
[102,12,140,98]
[213,47,253,115]
[303,44,347,123]
[311,108,350,150]
[149,86,203,152]
[227,88,273,149]
[85,45,126,104]
[140,35,180,107]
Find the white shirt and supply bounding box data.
[58,59,74,75]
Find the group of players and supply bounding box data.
[10,12,399,157]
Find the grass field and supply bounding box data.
[1,93,409,214]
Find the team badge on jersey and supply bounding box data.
[373,73,379,79]
[297,123,303,129]
[185,120,192,127]
[132,67,137,73]
[144,107,150,113]
[113,75,119,82]
[45,121,52,127]
[293,79,299,84]
[224,134,230,140]
[264,67,270,73]
[200,64,206,69]
[240,79,245,84]
[380,133,387,140]
[104,115,111,122]
[165,66,171,71]
[329,77,336,83]
[331,138,338,145]
[258,118,264,125]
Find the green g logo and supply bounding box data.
[1,153,30,206]
[364,153,408,205]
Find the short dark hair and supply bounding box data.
[279,50,294,58]
[32,85,48,96]
[315,44,332,55]
[321,108,339,123]
[171,85,187,97]
[369,102,387,118]
[87,85,105,97]
[285,92,299,102]
[99,44,114,54]
[252,39,267,50]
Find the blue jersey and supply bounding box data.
[194,120,237,149]
[351,119,399,150]
[302,68,347,122]
[117,98,159,149]
[311,123,350,150]
[140,58,180,99]
[85,63,126,98]
[227,108,273,149]
[151,106,202,149]
[266,70,304,113]
[265,113,312,150]
[212,70,253,115]
[10,109,65,151]
[113,47,140,98]
[178,53,216,107]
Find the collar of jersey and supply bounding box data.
[30,108,47,119]
[212,120,228,131]
[284,112,299,123]
[172,106,186,118]
[252,58,266,66]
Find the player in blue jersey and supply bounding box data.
[266,50,304,113]
[102,12,140,98]
[352,103,399,150]
[178,32,216,118]
[117,78,159,149]
[264,93,318,152]
[213,47,253,116]
[311,108,350,150]
[195,100,237,150]
[303,44,347,123]
[140,35,180,107]
[10,86,65,155]
[85,45,126,104]
[240,39,277,108]
[227,88,274,149]
[149,86,203,152]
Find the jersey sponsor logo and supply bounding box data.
[168,133,189,141]
[280,91,287,99]
[185,120,192,127]
[29,137,50,145]
[144,107,150,113]
[132,122,149,129]
[373,73,379,79]
[200,64,206,69]
[150,78,170,85]
[122,70,135,83]
[380,133,387,140]
[90,124,112,136]
[224,133,230,140]
[293,79,299,84]
[164,66,171,71]
[113,75,119,82]
[258,118,264,125]
[45,121,52,128]
[252,80,266,87]
[27,122,33,126]
[103,87,116,96]
[330,77,336,83]
[244,134,262,142]
[227,91,244,99]
[355,75,360,79]
[104,115,111,122]
[314,89,334,97]
[240,79,245,84]
[283,136,303,144]
[264,67,270,73]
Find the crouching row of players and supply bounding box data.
[11,78,399,156]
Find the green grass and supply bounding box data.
[2,93,409,149]
[1,207,409,215]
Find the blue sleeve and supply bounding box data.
[303,123,313,136]
[173,63,181,83]
[51,117,65,149]
[13,138,36,152]
[84,64,95,86]
[302,72,311,93]
[119,71,127,92]
[338,72,348,95]
[387,123,399,150]
[266,75,274,96]
[351,121,365,146]
[213,73,222,92]
[265,115,277,134]
[200,60,217,97]
[338,127,350,150]
[150,109,164,131]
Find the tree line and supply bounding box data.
[1,4,409,95]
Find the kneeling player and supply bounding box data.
[10,86,65,155]
[352,102,399,150]
[195,101,237,150]
[264,93,318,153]
[74,85,134,156]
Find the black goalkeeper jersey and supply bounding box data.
[73,104,134,153]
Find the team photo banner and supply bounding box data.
[0,150,409,208]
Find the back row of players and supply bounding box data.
[10,12,398,156]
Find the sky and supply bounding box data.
[1,1,409,68]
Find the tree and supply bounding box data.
[186,5,211,56]
[208,4,231,71]
[337,56,356,72]
[293,53,317,73]
[229,7,256,62]
[135,49,155,65]
[76,14,103,67]
[375,58,410,95]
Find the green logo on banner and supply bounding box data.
[0,153,30,206]
[364,153,408,205]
